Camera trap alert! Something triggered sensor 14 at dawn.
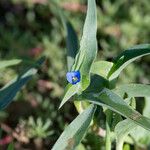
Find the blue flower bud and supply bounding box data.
[66,71,81,85]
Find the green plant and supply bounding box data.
[52,0,150,150]
[22,116,53,139]
[0,57,45,110]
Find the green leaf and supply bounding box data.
[72,0,97,90]
[108,44,150,80]
[59,83,81,109]
[59,74,108,109]
[54,1,78,70]
[0,59,22,69]
[115,97,150,149]
[143,97,150,117]
[0,57,45,110]
[7,143,14,150]
[115,119,137,150]
[111,113,122,131]
[130,97,150,146]
[91,61,113,79]
[80,88,150,131]
[52,104,96,150]
[66,21,79,71]
[60,0,97,108]
[84,75,108,93]
[113,84,150,98]
[76,143,86,150]
[59,10,78,71]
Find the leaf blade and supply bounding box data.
[66,21,79,71]
[108,44,150,80]
[0,59,22,69]
[60,0,97,107]
[91,61,113,79]
[80,88,150,131]
[113,84,150,98]
[52,104,96,150]
[115,119,137,141]
[114,119,137,150]
[0,57,44,109]
[59,83,80,109]
[72,0,97,89]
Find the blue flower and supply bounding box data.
[66,71,81,85]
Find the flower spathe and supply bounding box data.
[66,71,81,85]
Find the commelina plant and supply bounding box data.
[52,0,150,150]
[0,0,150,150]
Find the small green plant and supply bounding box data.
[27,116,52,139]
[52,0,150,150]
[15,116,52,141]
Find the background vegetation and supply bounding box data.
[0,0,149,149]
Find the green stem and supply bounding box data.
[106,121,111,150]
[105,110,112,150]
[116,139,124,150]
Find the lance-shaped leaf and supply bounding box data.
[66,21,79,71]
[84,75,108,93]
[59,10,78,71]
[114,119,137,150]
[55,0,79,70]
[79,88,150,131]
[53,4,79,108]
[115,97,150,149]
[60,0,97,108]
[0,57,45,109]
[91,61,113,79]
[72,0,97,89]
[0,59,22,69]
[52,104,96,150]
[59,83,80,109]
[108,44,150,80]
[130,97,150,146]
[113,84,150,98]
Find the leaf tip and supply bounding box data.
[58,102,64,110]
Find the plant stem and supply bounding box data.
[105,110,112,150]
[106,121,111,150]
[116,139,124,150]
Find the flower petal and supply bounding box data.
[66,71,81,84]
